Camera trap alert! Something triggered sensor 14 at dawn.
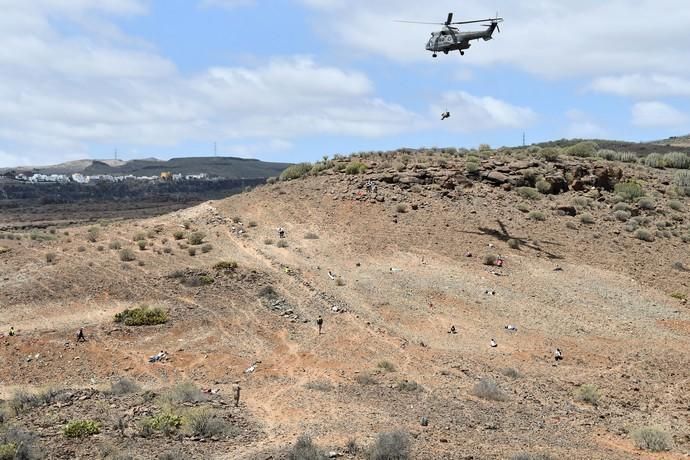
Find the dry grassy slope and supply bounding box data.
[0,154,689,459]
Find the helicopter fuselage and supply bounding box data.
[426,23,498,55]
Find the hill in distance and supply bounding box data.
[4,156,292,179]
[0,143,689,458]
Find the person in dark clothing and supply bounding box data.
[76,328,86,342]
[554,348,563,361]
[316,316,323,335]
[8,326,15,337]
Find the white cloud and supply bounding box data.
[0,4,418,167]
[632,102,689,127]
[565,110,607,138]
[590,74,690,98]
[430,91,535,132]
[298,1,690,78]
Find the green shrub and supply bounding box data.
[668,200,683,211]
[137,240,146,250]
[613,202,630,212]
[516,203,530,213]
[637,197,655,210]
[395,204,407,213]
[280,163,313,181]
[368,431,410,460]
[635,229,655,242]
[163,247,173,254]
[566,141,598,157]
[535,180,551,194]
[173,231,185,240]
[143,412,182,436]
[201,244,213,253]
[345,162,367,175]
[572,196,591,208]
[595,149,617,160]
[517,187,540,200]
[264,238,274,245]
[0,442,17,459]
[580,213,595,224]
[472,378,507,401]
[133,232,146,242]
[188,232,205,246]
[287,435,324,460]
[642,152,666,168]
[64,420,101,438]
[528,211,546,221]
[213,261,238,271]
[501,368,520,379]
[614,181,644,202]
[46,252,57,263]
[114,306,168,326]
[631,426,672,452]
[539,147,560,161]
[466,161,480,174]
[508,239,520,249]
[664,151,690,169]
[119,249,136,262]
[576,384,600,406]
[109,241,122,250]
[614,210,631,222]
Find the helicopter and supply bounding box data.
[396,12,503,57]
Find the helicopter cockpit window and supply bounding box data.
[440,30,448,35]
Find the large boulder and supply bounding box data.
[543,173,569,194]
[482,171,510,185]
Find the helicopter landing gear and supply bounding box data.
[443,50,449,55]
[460,50,465,55]
[432,53,437,58]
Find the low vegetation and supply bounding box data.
[472,378,507,401]
[517,187,540,200]
[280,163,313,181]
[368,431,410,460]
[576,384,600,406]
[110,377,140,395]
[187,232,205,246]
[213,260,238,271]
[64,420,101,438]
[119,248,136,262]
[615,181,644,202]
[114,306,168,326]
[287,435,324,460]
[631,426,672,452]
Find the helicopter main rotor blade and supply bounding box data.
[451,18,503,25]
[394,20,445,25]
[445,12,453,25]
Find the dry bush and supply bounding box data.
[396,380,420,392]
[45,252,57,263]
[304,381,334,392]
[631,427,672,452]
[377,361,396,372]
[472,378,507,401]
[201,244,213,253]
[635,229,655,242]
[580,213,595,224]
[355,373,377,385]
[287,435,324,460]
[110,377,140,395]
[304,232,319,240]
[114,306,168,326]
[368,431,410,460]
[576,384,600,406]
[482,254,497,265]
[137,240,146,250]
[501,368,520,379]
[119,249,136,262]
[508,239,521,249]
[395,204,407,213]
[188,247,197,256]
[188,232,205,246]
[186,409,228,438]
[614,210,631,222]
[637,197,655,210]
[517,187,540,200]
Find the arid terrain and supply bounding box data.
[1,146,689,459]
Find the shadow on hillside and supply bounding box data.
[465,220,564,260]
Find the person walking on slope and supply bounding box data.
[554,348,563,361]
[76,327,86,343]
[316,315,324,335]
[232,381,241,407]
[8,326,15,337]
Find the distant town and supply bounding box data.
[9,172,211,184]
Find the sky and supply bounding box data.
[1,0,690,167]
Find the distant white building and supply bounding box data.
[72,173,88,183]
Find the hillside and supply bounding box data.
[0,148,689,459]
[2,156,291,179]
